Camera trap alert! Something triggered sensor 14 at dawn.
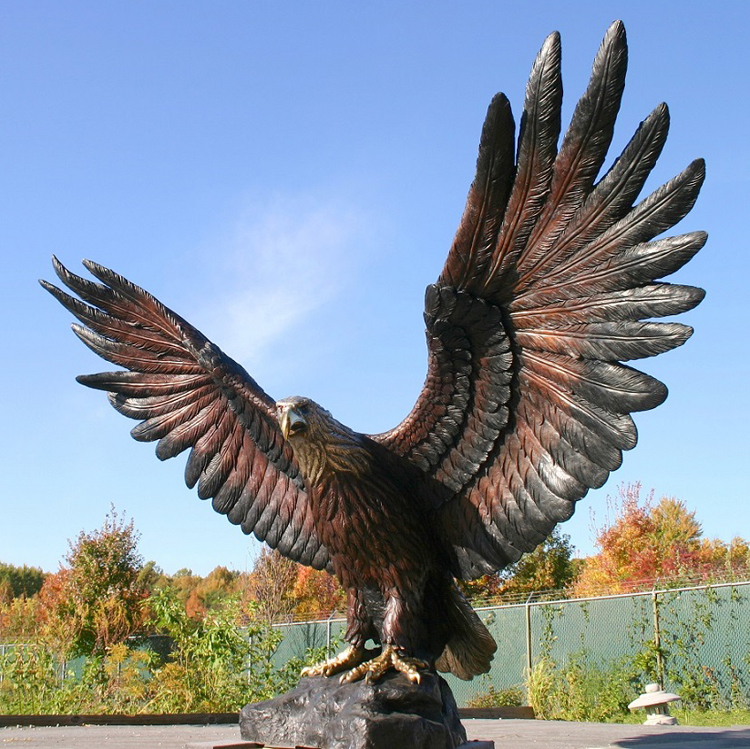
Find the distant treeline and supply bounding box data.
[0,562,46,599]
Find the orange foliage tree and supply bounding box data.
[169,566,245,619]
[35,508,149,657]
[573,482,749,596]
[292,565,345,619]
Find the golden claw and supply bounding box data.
[339,644,429,685]
[301,644,366,678]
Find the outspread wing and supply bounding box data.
[41,258,330,570]
[374,22,706,578]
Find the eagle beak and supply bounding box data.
[280,408,307,440]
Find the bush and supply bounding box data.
[0,645,63,713]
[467,685,525,708]
[526,655,640,722]
[145,588,288,712]
[0,588,329,715]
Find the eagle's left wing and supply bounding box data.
[41,258,330,570]
[373,23,706,578]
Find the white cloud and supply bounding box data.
[198,193,369,366]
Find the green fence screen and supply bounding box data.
[272,581,750,708]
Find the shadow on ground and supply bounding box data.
[614,727,750,747]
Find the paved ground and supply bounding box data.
[2,720,750,748]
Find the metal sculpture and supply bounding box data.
[42,21,705,685]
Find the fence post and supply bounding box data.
[525,592,534,675]
[326,612,335,657]
[652,590,664,688]
[247,634,253,683]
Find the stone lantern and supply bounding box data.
[628,683,681,725]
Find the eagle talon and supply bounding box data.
[301,644,367,678]
[339,645,429,685]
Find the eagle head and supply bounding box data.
[277,396,329,443]
[276,396,369,484]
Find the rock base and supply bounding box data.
[240,671,466,749]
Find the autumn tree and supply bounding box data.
[168,568,204,615]
[696,536,750,576]
[244,549,299,623]
[572,482,746,596]
[457,573,504,603]
[37,508,148,657]
[292,566,345,618]
[181,566,244,618]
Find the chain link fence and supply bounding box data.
[272,580,750,708]
[4,580,747,710]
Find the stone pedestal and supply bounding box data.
[240,671,466,749]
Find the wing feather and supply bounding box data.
[516,103,670,291]
[514,21,628,281]
[480,31,563,294]
[42,259,329,569]
[511,284,705,324]
[441,93,516,290]
[515,321,693,361]
[375,22,705,578]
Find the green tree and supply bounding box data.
[0,562,47,599]
[498,529,579,598]
[136,560,168,594]
[460,529,578,602]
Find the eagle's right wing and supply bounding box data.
[374,22,706,578]
[42,258,330,570]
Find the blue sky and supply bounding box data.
[2,1,748,576]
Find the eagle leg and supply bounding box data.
[300,644,369,678]
[339,644,429,685]
[301,586,378,677]
[336,586,430,683]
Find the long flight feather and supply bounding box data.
[517,103,670,290]
[484,31,562,298]
[511,284,705,322]
[517,21,628,279]
[441,93,515,290]
[537,159,705,289]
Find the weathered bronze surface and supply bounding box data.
[43,21,705,690]
[240,672,466,749]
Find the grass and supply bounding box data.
[671,708,750,727]
[523,655,750,727]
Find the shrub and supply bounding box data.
[526,655,640,722]
[467,685,525,708]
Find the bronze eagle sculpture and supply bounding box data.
[42,22,705,685]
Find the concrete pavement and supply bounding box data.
[2,720,750,748]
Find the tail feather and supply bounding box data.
[435,585,497,680]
